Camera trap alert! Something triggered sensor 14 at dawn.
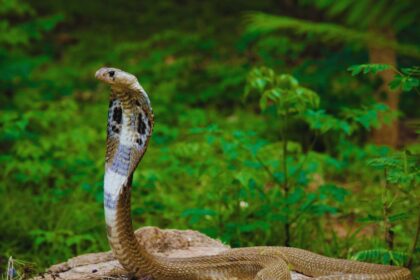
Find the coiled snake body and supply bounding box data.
[95,67,412,280]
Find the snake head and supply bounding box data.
[95,67,138,90]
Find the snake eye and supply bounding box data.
[109,71,115,77]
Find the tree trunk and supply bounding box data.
[368,28,400,147]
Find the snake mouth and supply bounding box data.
[95,68,103,79]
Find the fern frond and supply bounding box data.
[243,12,420,59]
[352,248,408,266]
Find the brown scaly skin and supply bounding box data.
[95,67,413,280]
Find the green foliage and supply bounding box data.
[298,0,419,31]
[304,103,396,137]
[0,0,419,277]
[348,64,420,93]
[245,67,320,115]
[342,104,396,130]
[352,249,408,266]
[304,110,351,135]
[244,12,420,58]
[389,75,419,92]
[348,64,391,76]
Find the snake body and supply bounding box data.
[95,67,412,280]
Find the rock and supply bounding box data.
[33,226,310,280]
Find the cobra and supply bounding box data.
[95,67,412,280]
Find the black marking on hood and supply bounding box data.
[113,106,122,124]
[108,99,122,138]
[137,113,147,135]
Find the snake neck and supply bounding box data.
[110,185,163,276]
[103,85,161,276]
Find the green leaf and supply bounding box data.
[239,221,270,232]
[319,184,349,202]
[389,75,401,90]
[348,64,391,76]
[389,75,419,92]
[401,76,419,91]
[352,249,408,266]
[388,212,409,222]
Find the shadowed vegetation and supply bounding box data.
[0,0,419,278]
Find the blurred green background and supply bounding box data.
[1,0,419,278]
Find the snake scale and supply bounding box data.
[95,67,413,280]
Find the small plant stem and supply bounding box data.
[407,209,420,268]
[404,150,419,268]
[287,132,318,187]
[383,169,394,253]
[282,113,290,246]
[282,117,289,195]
